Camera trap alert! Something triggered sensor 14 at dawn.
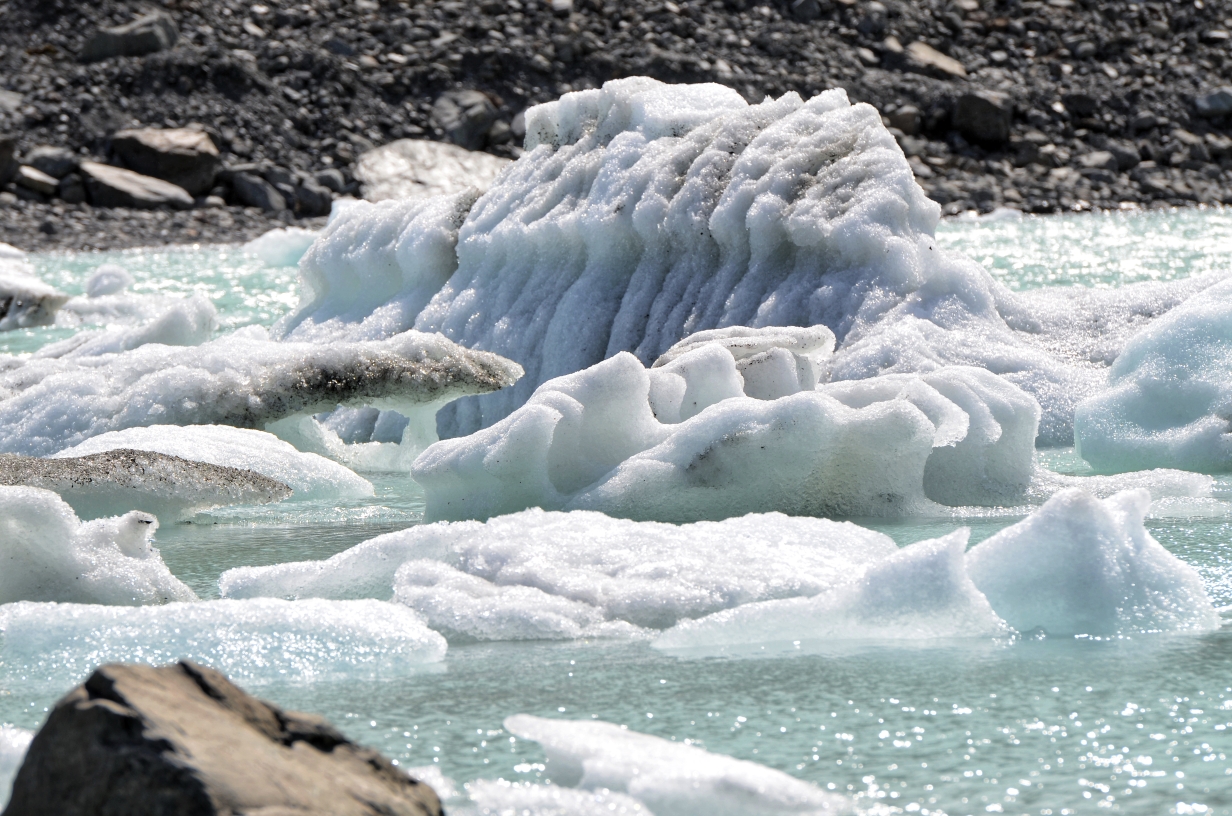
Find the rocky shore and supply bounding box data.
[5,0,1232,252]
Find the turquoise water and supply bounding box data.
[4,209,1232,814]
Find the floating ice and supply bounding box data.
[504,715,851,815]
[0,328,522,457]
[0,486,195,605]
[654,530,1010,652]
[0,726,32,810]
[462,780,652,816]
[1,449,290,520]
[84,263,134,298]
[0,246,68,331]
[966,488,1221,636]
[58,425,371,503]
[219,508,897,635]
[33,294,217,359]
[243,226,319,268]
[1074,277,1232,473]
[411,330,1042,521]
[0,598,446,687]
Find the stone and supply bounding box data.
[111,128,220,196]
[4,661,442,816]
[887,105,921,136]
[80,12,179,63]
[1196,87,1232,118]
[431,90,499,151]
[0,135,14,185]
[954,90,1013,144]
[1105,141,1141,171]
[80,161,194,210]
[14,166,58,196]
[57,173,86,204]
[1061,93,1098,119]
[905,41,967,78]
[355,138,512,202]
[791,0,825,21]
[315,168,347,193]
[23,145,77,179]
[295,180,334,217]
[231,171,287,211]
[1079,150,1118,171]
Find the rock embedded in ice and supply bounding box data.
[354,138,511,203]
[0,485,196,604]
[219,507,897,634]
[0,598,446,687]
[654,530,1012,653]
[0,726,32,809]
[966,488,1221,637]
[3,661,443,816]
[58,425,371,503]
[0,249,68,331]
[32,294,217,359]
[503,714,851,815]
[1,448,291,520]
[0,329,523,457]
[1074,277,1232,473]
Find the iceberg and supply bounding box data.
[0,328,522,457]
[1075,277,1232,473]
[0,598,446,687]
[219,508,897,635]
[503,714,851,815]
[0,726,32,810]
[0,486,195,605]
[0,448,291,520]
[57,425,372,503]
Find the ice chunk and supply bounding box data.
[0,449,291,520]
[33,294,217,359]
[219,508,897,633]
[243,226,319,267]
[84,263,134,298]
[0,726,33,809]
[0,249,68,331]
[463,780,651,816]
[966,488,1221,636]
[0,486,195,604]
[0,328,522,457]
[1074,277,1232,473]
[57,425,372,503]
[503,714,851,815]
[0,598,446,687]
[654,531,1011,652]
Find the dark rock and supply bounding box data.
[295,180,333,217]
[57,174,86,205]
[1105,141,1141,172]
[1195,87,1232,118]
[80,161,194,210]
[14,166,58,197]
[315,169,347,194]
[791,0,825,21]
[0,135,15,186]
[24,146,77,180]
[231,172,287,212]
[954,91,1013,145]
[1061,93,1098,119]
[80,12,178,63]
[887,105,921,136]
[111,128,221,196]
[3,661,442,816]
[432,90,499,151]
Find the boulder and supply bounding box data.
[230,172,287,211]
[1196,87,1232,118]
[355,138,511,202]
[954,90,1013,145]
[431,90,499,150]
[57,173,86,204]
[13,166,57,196]
[80,161,194,210]
[80,12,178,63]
[111,128,220,195]
[3,661,442,816]
[23,146,77,179]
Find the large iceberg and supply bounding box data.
[1075,277,1232,473]
[0,328,522,457]
[0,486,195,605]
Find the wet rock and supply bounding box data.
[431,90,499,151]
[80,12,179,63]
[954,91,1013,145]
[3,661,442,816]
[231,171,287,212]
[111,128,221,196]
[14,166,57,197]
[80,161,194,210]
[1195,87,1232,118]
[355,139,511,202]
[24,146,77,180]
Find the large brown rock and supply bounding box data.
[2,661,442,816]
[112,128,220,195]
[80,161,194,210]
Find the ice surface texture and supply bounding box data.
[504,715,851,815]
[656,488,1218,652]
[0,486,194,605]
[0,598,446,686]
[0,329,522,457]
[219,509,897,639]
[0,448,290,520]
[58,425,371,503]
[411,327,1042,522]
[1075,277,1232,473]
[0,726,32,809]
